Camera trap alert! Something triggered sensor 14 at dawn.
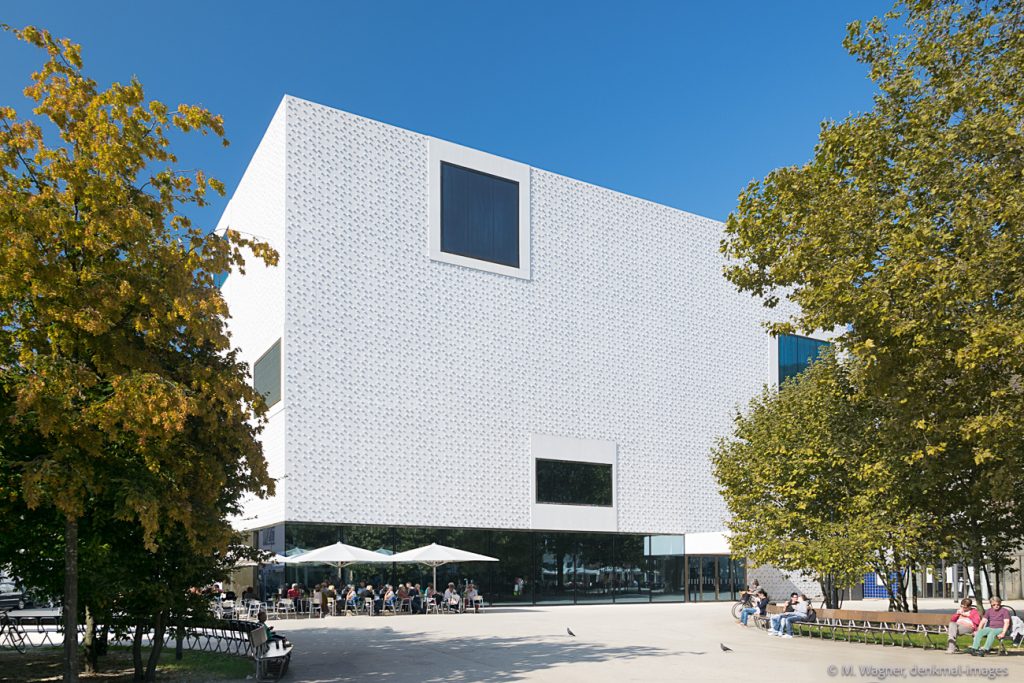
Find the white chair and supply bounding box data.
[308,593,322,618]
[426,597,439,615]
[276,599,296,619]
[363,597,374,616]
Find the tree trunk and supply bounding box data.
[910,563,919,613]
[132,623,145,681]
[144,611,167,682]
[63,516,80,683]
[982,564,993,600]
[971,553,983,600]
[83,605,97,673]
[175,618,183,661]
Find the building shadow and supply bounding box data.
[285,625,679,682]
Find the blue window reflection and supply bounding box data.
[441,162,519,268]
[778,334,830,384]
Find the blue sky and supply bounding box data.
[1,1,891,227]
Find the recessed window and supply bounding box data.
[536,459,613,507]
[778,334,830,384]
[254,339,281,408]
[441,162,520,268]
[428,138,531,279]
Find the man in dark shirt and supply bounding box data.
[968,597,1012,656]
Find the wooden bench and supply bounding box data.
[755,604,1019,653]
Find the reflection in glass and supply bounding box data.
[535,459,613,506]
[701,557,717,601]
[536,533,575,604]
[275,523,741,605]
[613,535,649,603]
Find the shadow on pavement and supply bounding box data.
[286,625,673,682]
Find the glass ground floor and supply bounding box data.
[260,523,745,605]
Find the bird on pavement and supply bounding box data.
[720,643,733,652]
[567,628,576,637]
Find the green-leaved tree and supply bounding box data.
[0,26,276,680]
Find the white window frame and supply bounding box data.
[530,434,617,532]
[428,137,531,279]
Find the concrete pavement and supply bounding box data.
[260,599,1023,682]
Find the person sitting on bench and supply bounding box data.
[739,589,768,627]
[946,598,980,653]
[768,593,799,634]
[967,596,1011,657]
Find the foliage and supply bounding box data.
[712,353,939,609]
[719,0,1024,600]
[0,25,277,680]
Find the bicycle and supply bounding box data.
[731,593,755,621]
[0,608,27,654]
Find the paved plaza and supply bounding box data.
[259,599,1024,682]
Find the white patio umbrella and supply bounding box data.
[281,542,391,577]
[387,543,499,592]
[236,553,291,568]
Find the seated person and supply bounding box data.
[738,589,768,627]
[364,585,378,614]
[947,598,980,653]
[466,584,480,612]
[256,611,291,648]
[241,586,255,603]
[443,583,461,612]
[968,597,1012,656]
[286,583,300,600]
[775,594,811,637]
[396,584,409,602]
[768,593,800,634]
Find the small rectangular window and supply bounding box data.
[441,161,520,268]
[254,339,281,408]
[778,334,830,384]
[536,459,613,507]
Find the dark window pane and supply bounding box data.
[778,333,830,384]
[254,339,281,408]
[536,459,613,507]
[441,162,519,268]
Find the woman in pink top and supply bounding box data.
[947,597,980,653]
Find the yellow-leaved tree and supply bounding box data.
[0,26,276,680]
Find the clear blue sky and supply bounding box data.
[1,1,892,227]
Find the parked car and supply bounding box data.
[0,580,33,610]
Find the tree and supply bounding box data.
[712,353,939,609]
[0,26,276,680]
[720,0,1024,592]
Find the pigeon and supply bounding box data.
[720,643,733,652]
[567,627,576,637]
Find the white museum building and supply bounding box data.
[216,95,830,604]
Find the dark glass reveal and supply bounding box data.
[254,339,282,408]
[778,333,831,384]
[535,459,613,507]
[440,161,519,268]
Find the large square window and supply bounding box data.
[428,138,531,279]
[441,162,520,268]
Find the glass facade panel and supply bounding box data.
[536,533,575,604]
[701,557,717,601]
[687,557,701,602]
[535,459,613,507]
[613,534,650,602]
[575,534,614,603]
[440,161,519,268]
[717,556,731,601]
[253,339,282,408]
[266,523,741,606]
[778,333,831,384]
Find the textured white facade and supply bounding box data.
[221,96,788,537]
